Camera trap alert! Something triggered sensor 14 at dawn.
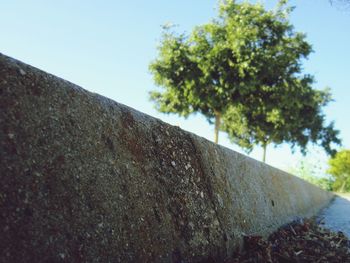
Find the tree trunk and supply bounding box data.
[340,180,346,193]
[214,112,221,144]
[262,143,267,163]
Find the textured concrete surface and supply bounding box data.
[318,194,350,238]
[0,53,333,262]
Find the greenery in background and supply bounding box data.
[290,150,350,192]
[149,0,341,161]
[289,158,334,191]
[328,149,350,192]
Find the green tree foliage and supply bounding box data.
[289,159,334,191]
[150,0,295,143]
[328,150,350,192]
[222,87,341,162]
[301,176,334,192]
[219,1,341,161]
[149,0,341,155]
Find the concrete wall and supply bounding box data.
[0,53,333,262]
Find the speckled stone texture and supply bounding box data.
[0,53,333,262]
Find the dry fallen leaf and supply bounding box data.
[227,219,350,263]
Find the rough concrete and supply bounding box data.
[318,194,350,238]
[0,53,333,262]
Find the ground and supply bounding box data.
[225,194,350,262]
[318,193,350,238]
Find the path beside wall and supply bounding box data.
[0,53,333,262]
[318,194,350,238]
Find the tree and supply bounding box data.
[150,0,298,143]
[328,150,350,192]
[149,0,341,155]
[218,1,341,161]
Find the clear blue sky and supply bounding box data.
[1,0,349,173]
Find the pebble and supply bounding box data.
[19,68,26,75]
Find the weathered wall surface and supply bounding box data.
[0,53,333,262]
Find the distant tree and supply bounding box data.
[328,150,350,192]
[149,0,301,144]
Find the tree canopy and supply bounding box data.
[149,0,341,158]
[150,0,297,143]
[328,150,350,192]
